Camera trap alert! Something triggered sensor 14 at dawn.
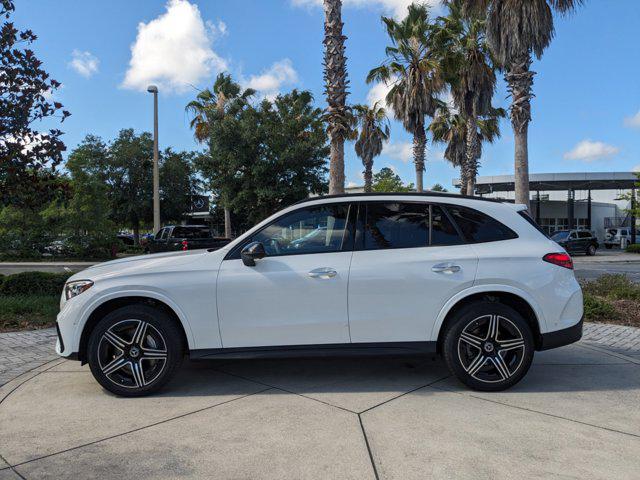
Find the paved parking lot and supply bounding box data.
[1,325,639,479]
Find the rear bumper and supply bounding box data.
[538,317,583,351]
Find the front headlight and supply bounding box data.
[64,280,94,300]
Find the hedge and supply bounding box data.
[0,271,74,296]
[626,244,640,253]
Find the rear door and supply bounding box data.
[348,201,479,343]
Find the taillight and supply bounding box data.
[181,240,188,251]
[543,252,573,269]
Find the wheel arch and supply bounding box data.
[433,287,544,353]
[76,294,191,364]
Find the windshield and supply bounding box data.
[551,231,570,241]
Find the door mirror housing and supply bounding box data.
[241,241,266,266]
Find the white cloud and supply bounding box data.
[366,80,393,108]
[632,165,640,173]
[207,19,228,38]
[242,59,298,100]
[292,0,441,18]
[122,0,227,93]
[69,50,99,78]
[624,110,640,129]
[563,140,620,162]
[382,141,412,163]
[347,181,359,188]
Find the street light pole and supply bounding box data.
[147,85,160,234]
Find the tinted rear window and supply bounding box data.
[447,206,517,243]
[430,205,463,246]
[578,231,592,238]
[172,227,211,239]
[364,203,428,249]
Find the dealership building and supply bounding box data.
[461,172,637,241]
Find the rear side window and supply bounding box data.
[447,206,517,243]
[430,205,463,246]
[172,226,211,239]
[578,231,592,239]
[364,203,428,249]
[518,211,549,238]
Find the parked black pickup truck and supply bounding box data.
[145,225,231,253]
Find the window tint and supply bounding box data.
[252,204,350,256]
[447,206,517,243]
[172,226,211,239]
[364,203,428,249]
[430,205,463,245]
[578,231,592,239]
[159,228,169,240]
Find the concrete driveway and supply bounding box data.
[1,341,639,480]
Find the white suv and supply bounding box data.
[56,194,583,396]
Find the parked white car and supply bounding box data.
[56,193,583,396]
[604,227,638,249]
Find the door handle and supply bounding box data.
[431,263,461,274]
[308,267,337,279]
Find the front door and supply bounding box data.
[348,202,478,343]
[217,203,354,348]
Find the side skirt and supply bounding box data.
[190,341,437,360]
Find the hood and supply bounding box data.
[68,248,225,282]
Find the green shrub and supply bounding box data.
[583,293,617,322]
[0,271,73,296]
[0,295,60,331]
[581,274,640,301]
[626,244,640,253]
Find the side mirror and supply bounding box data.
[241,241,266,266]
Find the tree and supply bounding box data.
[197,90,329,232]
[352,102,390,193]
[372,167,414,193]
[430,105,504,194]
[0,0,70,208]
[323,0,350,195]
[186,73,255,237]
[461,0,584,208]
[435,0,497,195]
[159,149,202,224]
[431,183,448,192]
[106,129,154,243]
[367,3,444,192]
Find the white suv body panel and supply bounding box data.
[56,194,583,358]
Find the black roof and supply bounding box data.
[293,192,507,206]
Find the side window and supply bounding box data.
[430,205,463,245]
[172,226,211,239]
[578,231,591,239]
[252,204,351,256]
[446,205,518,243]
[364,203,428,249]
[159,228,169,240]
[155,228,164,239]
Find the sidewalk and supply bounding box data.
[572,250,640,264]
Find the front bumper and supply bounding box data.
[538,317,583,351]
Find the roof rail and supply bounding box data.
[292,191,507,206]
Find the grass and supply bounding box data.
[0,295,59,332]
[580,274,640,327]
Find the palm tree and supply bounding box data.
[435,0,496,195]
[367,3,444,192]
[323,0,350,195]
[352,102,390,192]
[186,73,254,238]
[430,105,504,193]
[461,0,584,207]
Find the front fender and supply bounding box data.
[70,287,196,352]
[429,284,547,341]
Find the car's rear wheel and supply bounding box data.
[586,244,597,256]
[442,301,534,392]
[87,305,184,396]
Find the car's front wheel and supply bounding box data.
[442,301,534,392]
[586,244,597,256]
[87,304,184,396]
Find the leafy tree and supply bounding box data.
[323,0,350,194]
[461,0,584,207]
[352,102,390,193]
[434,0,497,194]
[0,0,70,208]
[105,129,154,243]
[198,90,329,232]
[430,105,504,193]
[160,149,202,224]
[372,167,414,193]
[367,4,444,192]
[186,73,255,237]
[430,183,448,192]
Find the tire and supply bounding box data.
[586,244,596,256]
[442,301,535,392]
[87,304,184,396]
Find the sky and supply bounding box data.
[13,0,640,193]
